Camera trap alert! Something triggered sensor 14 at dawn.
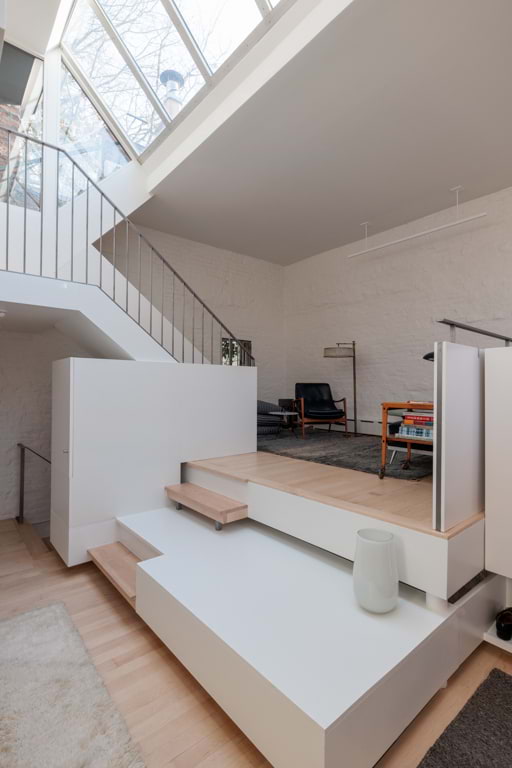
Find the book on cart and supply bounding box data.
[398,425,433,440]
[402,412,433,422]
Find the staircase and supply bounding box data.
[0,127,254,367]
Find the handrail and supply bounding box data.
[0,127,255,366]
[438,318,512,345]
[17,443,51,525]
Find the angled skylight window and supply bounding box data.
[60,0,292,156]
[174,0,262,72]
[60,64,129,184]
[63,0,165,151]
[96,0,205,115]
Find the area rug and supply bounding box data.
[258,429,432,480]
[0,602,145,768]
[418,668,512,767]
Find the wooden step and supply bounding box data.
[165,482,248,527]
[88,542,140,608]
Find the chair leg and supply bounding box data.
[328,424,332,432]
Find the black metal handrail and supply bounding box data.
[17,443,51,525]
[0,127,255,366]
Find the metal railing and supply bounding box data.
[438,318,512,346]
[0,127,255,367]
[17,443,51,525]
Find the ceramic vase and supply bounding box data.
[353,528,398,613]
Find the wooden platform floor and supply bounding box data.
[188,452,481,537]
[0,518,505,768]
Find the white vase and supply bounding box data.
[353,529,398,613]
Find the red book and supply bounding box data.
[403,413,433,422]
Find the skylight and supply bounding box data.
[60,64,129,186]
[173,0,262,73]
[61,0,286,158]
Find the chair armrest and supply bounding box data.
[333,398,347,403]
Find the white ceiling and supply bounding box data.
[133,0,512,265]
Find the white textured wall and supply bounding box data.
[284,186,512,430]
[138,227,286,402]
[139,186,512,420]
[0,328,91,522]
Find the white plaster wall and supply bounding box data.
[284,186,512,431]
[137,226,286,402]
[0,327,91,522]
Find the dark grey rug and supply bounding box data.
[258,429,432,480]
[418,668,512,768]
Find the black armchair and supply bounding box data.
[293,383,348,439]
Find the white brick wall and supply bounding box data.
[284,186,512,428]
[143,185,512,426]
[138,226,286,403]
[0,328,92,522]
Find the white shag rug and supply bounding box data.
[0,602,145,768]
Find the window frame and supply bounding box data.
[60,0,295,159]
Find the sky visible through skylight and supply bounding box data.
[61,0,283,156]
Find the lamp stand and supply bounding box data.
[323,341,358,436]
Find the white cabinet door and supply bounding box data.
[485,347,512,577]
[50,358,73,563]
[433,342,484,532]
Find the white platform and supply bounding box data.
[119,507,503,768]
[185,464,485,600]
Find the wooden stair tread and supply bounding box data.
[88,542,140,607]
[165,483,248,524]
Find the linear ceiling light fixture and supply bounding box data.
[347,187,487,259]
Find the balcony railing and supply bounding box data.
[0,127,255,367]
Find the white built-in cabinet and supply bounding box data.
[485,347,512,578]
[433,341,484,532]
[50,357,257,566]
[50,359,73,564]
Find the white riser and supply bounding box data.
[184,466,248,503]
[183,467,484,599]
[117,519,162,560]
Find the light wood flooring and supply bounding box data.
[188,453,483,537]
[0,518,508,768]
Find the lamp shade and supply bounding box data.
[323,343,354,358]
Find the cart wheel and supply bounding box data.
[402,461,410,470]
[378,468,385,479]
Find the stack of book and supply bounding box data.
[398,411,434,441]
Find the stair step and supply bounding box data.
[88,542,140,608]
[165,483,248,526]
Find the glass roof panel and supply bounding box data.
[174,0,262,72]
[60,64,129,184]
[63,0,165,152]
[97,0,205,115]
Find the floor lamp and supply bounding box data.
[323,341,358,436]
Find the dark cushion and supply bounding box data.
[304,407,345,420]
[257,414,282,426]
[257,400,283,415]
